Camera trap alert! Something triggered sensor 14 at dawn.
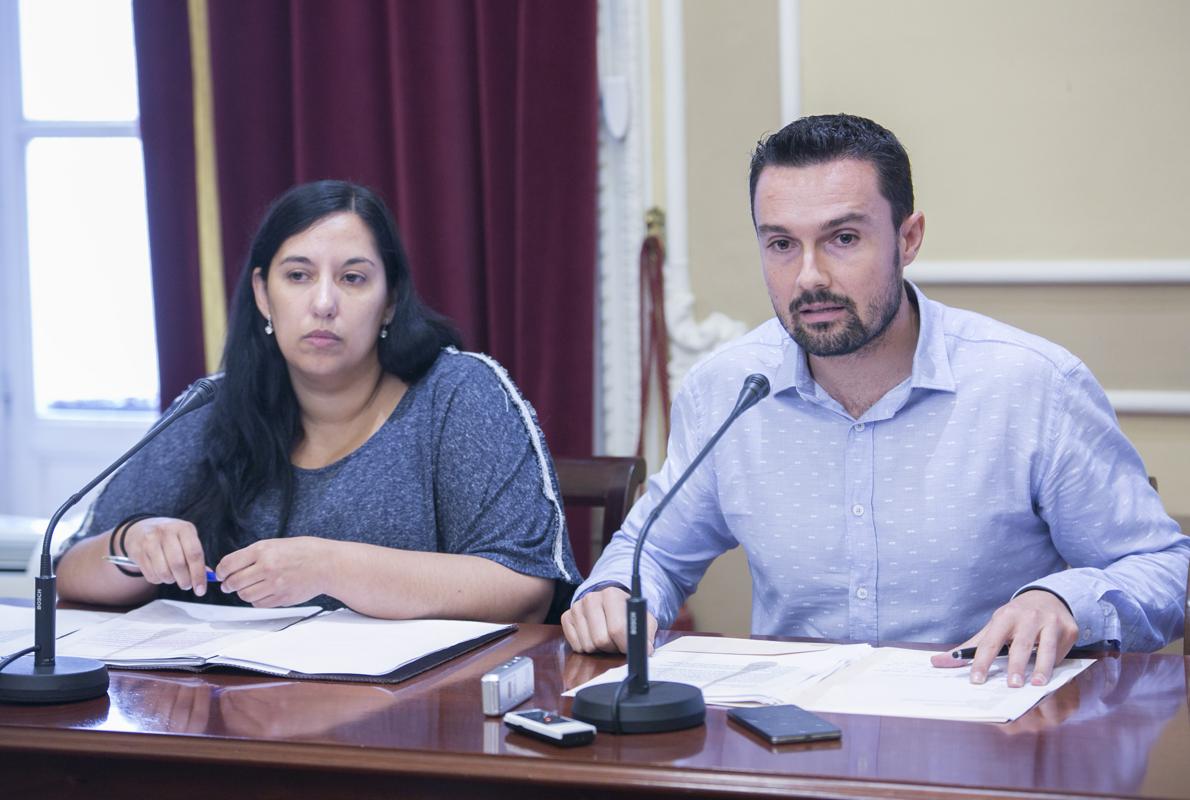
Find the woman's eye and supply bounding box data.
[342,273,366,285]
[286,270,309,281]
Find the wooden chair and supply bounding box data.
[542,456,646,624]
[555,456,647,551]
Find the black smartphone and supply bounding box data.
[727,705,842,744]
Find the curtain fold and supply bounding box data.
[132,0,204,404]
[133,0,598,567]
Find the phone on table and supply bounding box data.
[503,709,596,747]
[727,704,842,744]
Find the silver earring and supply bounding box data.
[264,317,274,335]
[379,324,389,339]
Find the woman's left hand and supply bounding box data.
[216,537,331,607]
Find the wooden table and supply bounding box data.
[0,623,1187,799]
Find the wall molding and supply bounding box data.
[595,0,649,456]
[1106,391,1190,416]
[910,259,1190,284]
[660,0,746,391]
[778,0,800,126]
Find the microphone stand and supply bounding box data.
[572,374,770,733]
[0,378,218,704]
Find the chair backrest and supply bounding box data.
[555,456,647,549]
[541,456,647,625]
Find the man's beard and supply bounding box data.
[785,252,903,357]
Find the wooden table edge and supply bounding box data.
[0,725,1122,800]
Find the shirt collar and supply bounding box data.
[905,280,956,393]
[771,280,956,402]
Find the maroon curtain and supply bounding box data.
[134,0,598,567]
[132,1,205,409]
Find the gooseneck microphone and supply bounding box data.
[0,377,218,704]
[572,373,770,733]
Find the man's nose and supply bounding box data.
[794,249,830,293]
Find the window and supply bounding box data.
[1,0,158,516]
[13,0,158,413]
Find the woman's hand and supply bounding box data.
[217,537,329,607]
[123,516,212,597]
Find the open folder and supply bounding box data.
[56,599,515,683]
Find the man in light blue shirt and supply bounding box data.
[563,114,1189,688]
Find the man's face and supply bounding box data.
[753,158,917,357]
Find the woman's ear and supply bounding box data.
[251,268,270,319]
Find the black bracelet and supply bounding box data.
[108,513,156,577]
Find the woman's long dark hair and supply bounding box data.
[186,180,460,557]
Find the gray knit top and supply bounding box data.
[68,349,580,607]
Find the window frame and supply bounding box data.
[0,0,157,516]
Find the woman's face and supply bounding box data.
[252,212,395,388]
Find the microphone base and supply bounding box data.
[572,680,705,734]
[0,655,109,704]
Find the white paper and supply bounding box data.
[0,604,118,654]
[213,609,513,676]
[565,640,873,706]
[57,599,320,665]
[661,635,834,656]
[797,646,1094,722]
[51,599,513,678]
[565,637,1096,723]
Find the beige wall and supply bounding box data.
[671,1,1190,635]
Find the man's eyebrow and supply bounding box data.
[756,214,871,236]
[821,212,870,229]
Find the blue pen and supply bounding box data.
[104,554,219,583]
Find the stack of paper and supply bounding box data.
[564,635,1094,723]
[0,604,118,655]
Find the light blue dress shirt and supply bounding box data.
[578,283,1188,650]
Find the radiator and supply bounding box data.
[0,515,45,573]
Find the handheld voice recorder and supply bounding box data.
[481,655,534,716]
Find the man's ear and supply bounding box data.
[252,267,270,319]
[898,211,925,268]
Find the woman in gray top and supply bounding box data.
[57,180,579,623]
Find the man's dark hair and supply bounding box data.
[748,114,914,229]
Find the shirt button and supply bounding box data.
[856,587,869,600]
[852,504,865,516]
[853,422,866,432]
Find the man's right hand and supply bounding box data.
[561,586,658,654]
[123,516,211,597]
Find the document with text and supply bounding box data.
[0,604,118,655]
[56,599,515,683]
[564,635,1095,723]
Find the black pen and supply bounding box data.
[950,645,1017,660]
[950,643,1108,660]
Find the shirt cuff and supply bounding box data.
[571,579,630,606]
[1016,575,1119,647]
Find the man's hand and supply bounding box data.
[561,586,657,654]
[217,536,330,607]
[931,589,1079,687]
[122,516,211,596]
